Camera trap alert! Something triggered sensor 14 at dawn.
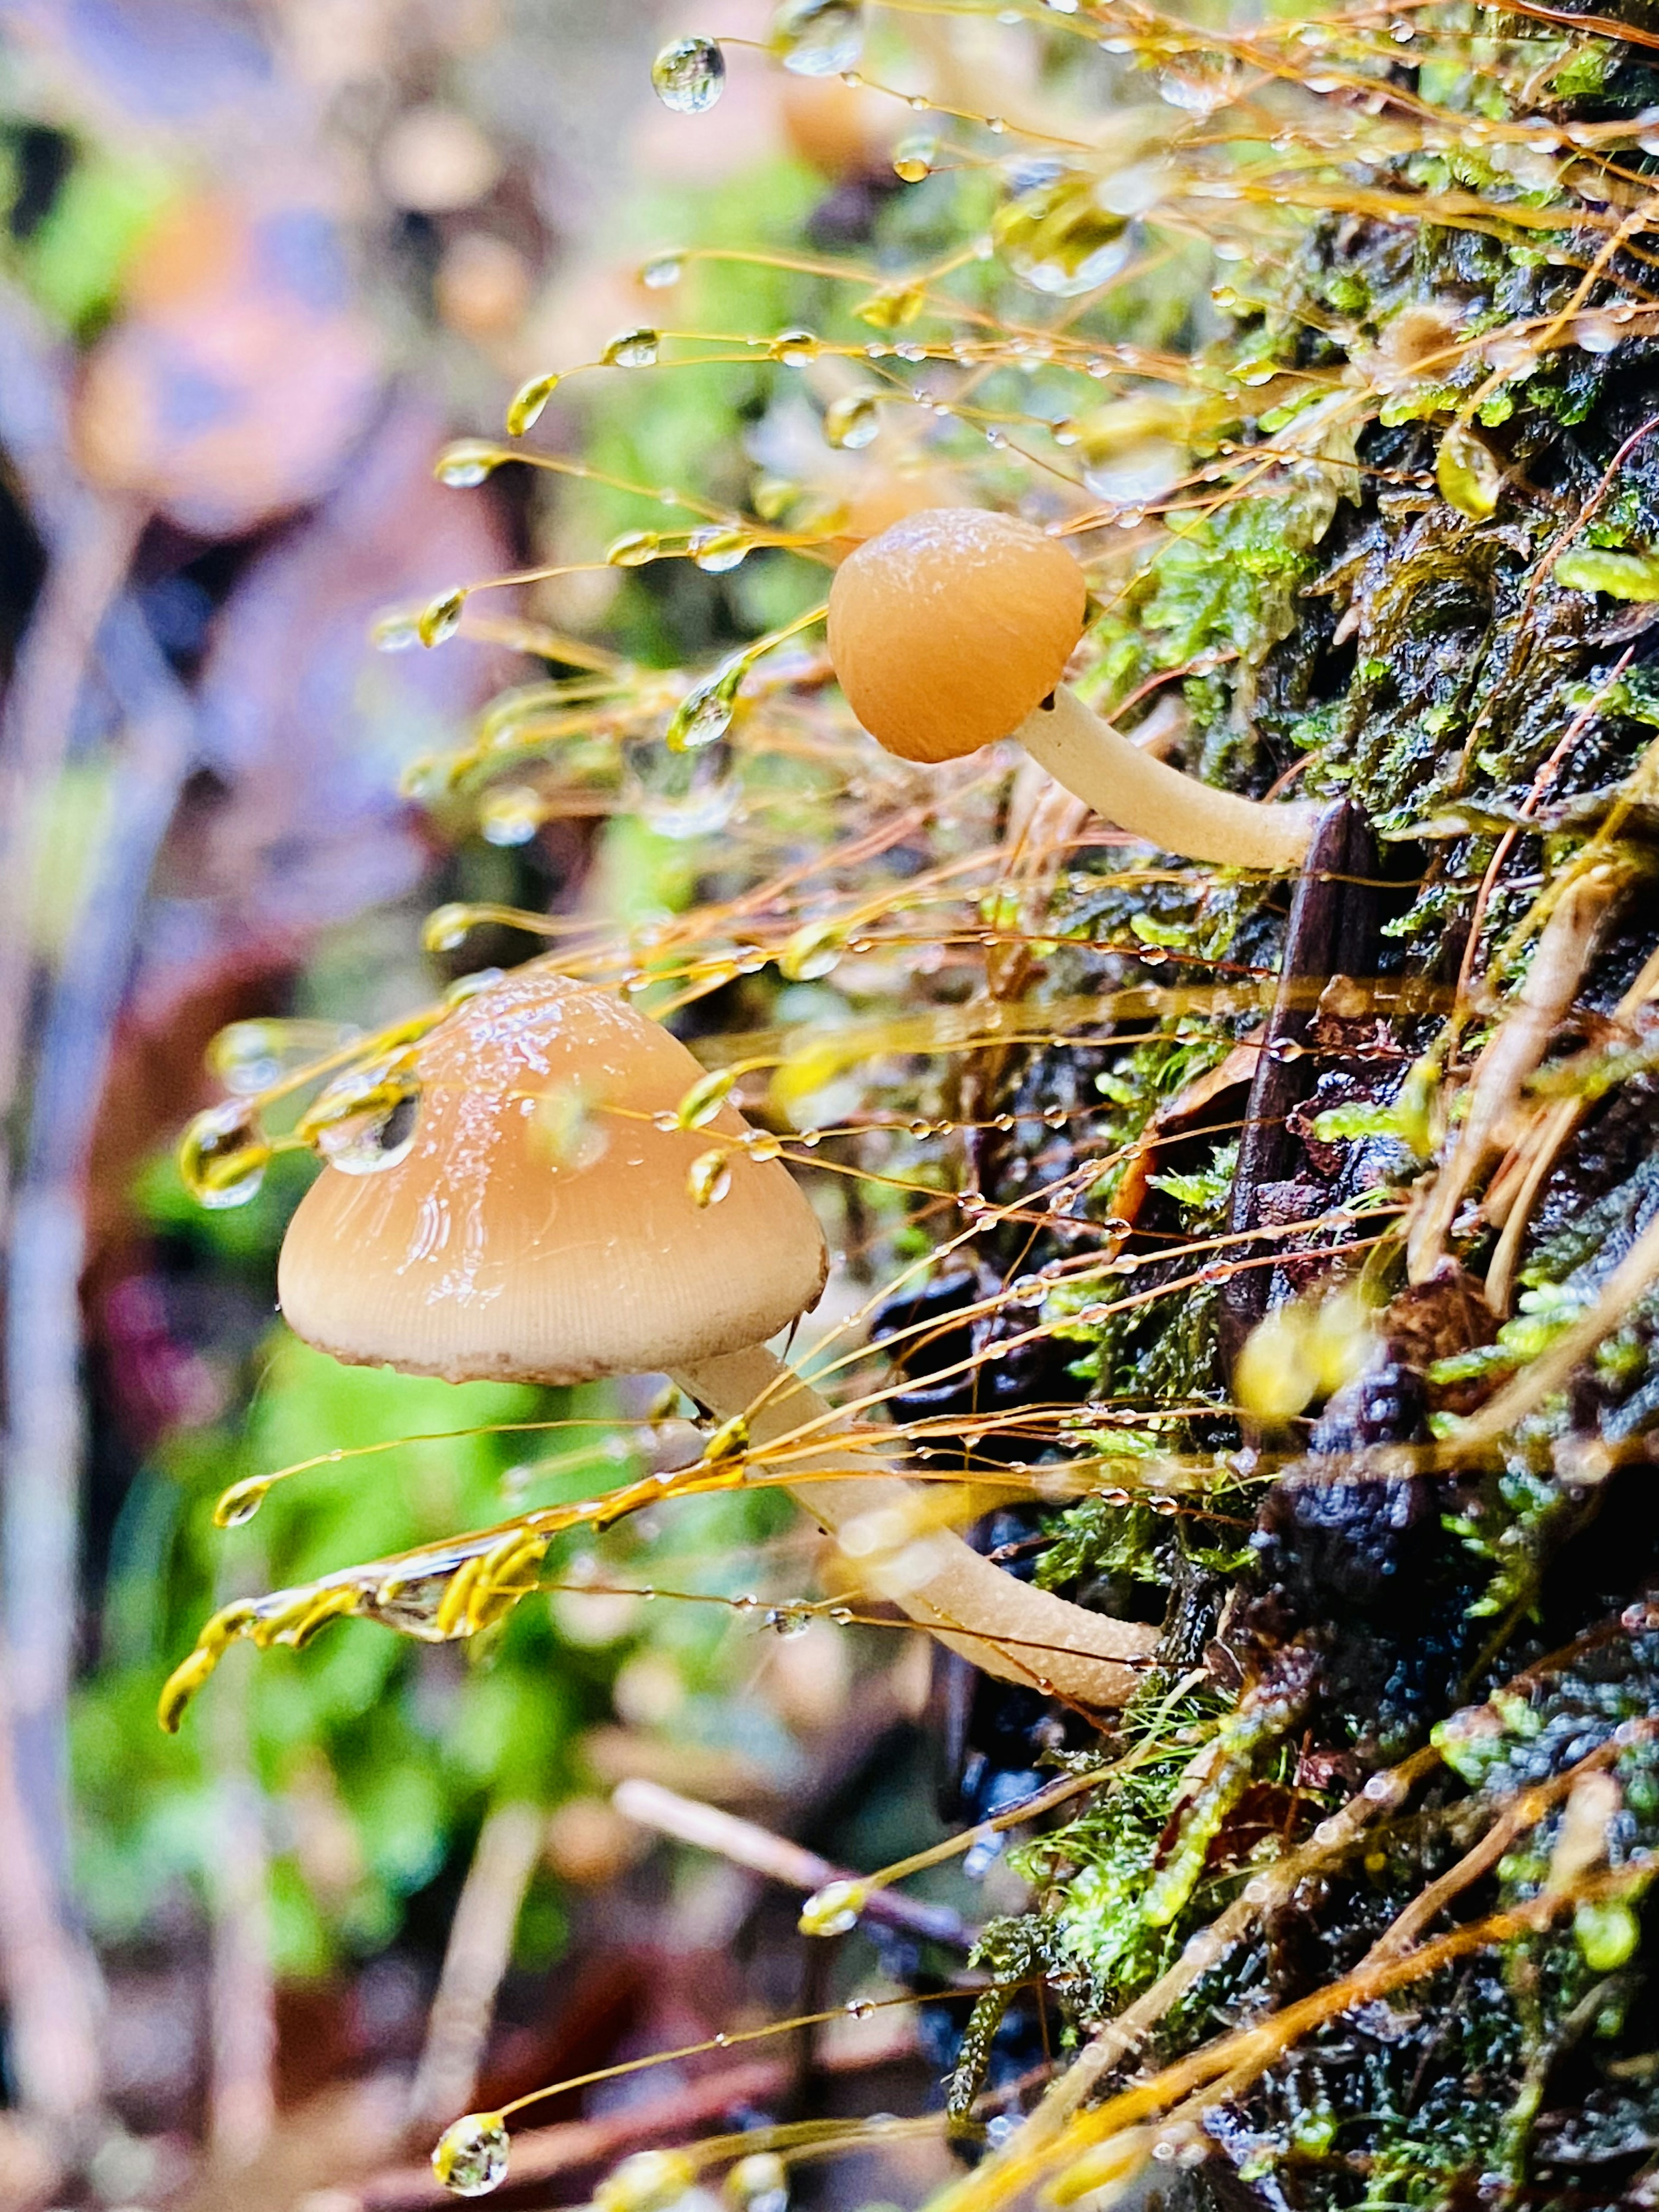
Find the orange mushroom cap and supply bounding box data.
[826,507,1088,764]
[277,965,826,1385]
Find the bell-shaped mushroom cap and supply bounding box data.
[826,507,1088,764]
[276,965,827,1385]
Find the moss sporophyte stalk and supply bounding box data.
[158,0,1659,2203]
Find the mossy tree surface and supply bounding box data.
[945,11,1659,2206]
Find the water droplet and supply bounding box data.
[207,1017,352,1097]
[607,528,661,568]
[373,611,422,653]
[765,1605,810,1637]
[533,1084,610,1173]
[299,1056,422,1175]
[770,0,864,76]
[435,439,502,489]
[677,1067,738,1129]
[689,1149,734,1206]
[777,916,847,980]
[214,1476,272,1529]
[628,732,741,838]
[432,2110,510,2197]
[1436,423,1501,520]
[480,787,543,845]
[1573,309,1621,355]
[726,2151,789,2212]
[399,751,450,798]
[688,526,752,573]
[597,2152,696,2212]
[799,1877,866,1936]
[418,589,466,647]
[652,35,726,113]
[667,658,743,748]
[423,903,476,954]
[742,1130,783,1162]
[179,1104,271,1209]
[893,134,936,184]
[854,283,925,331]
[640,252,685,289]
[846,1997,875,2018]
[992,171,1132,297]
[768,327,821,365]
[505,372,559,437]
[603,326,661,368]
[822,395,880,455]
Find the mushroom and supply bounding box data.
[826,506,1317,873]
[276,963,1153,1705]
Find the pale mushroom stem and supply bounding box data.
[673,1343,1155,1708]
[1017,686,1318,873]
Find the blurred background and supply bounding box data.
[0,3,1001,2205]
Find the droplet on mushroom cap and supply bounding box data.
[826,507,1088,764]
[276,965,826,1386]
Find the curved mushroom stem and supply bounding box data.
[673,1344,1155,1708]
[1016,686,1317,873]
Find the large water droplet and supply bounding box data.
[432,2111,510,2197]
[300,1058,422,1176]
[799,1877,865,1936]
[770,0,864,76]
[667,659,743,749]
[505,373,559,437]
[854,283,925,331]
[676,1067,737,1129]
[823,392,880,450]
[767,327,820,365]
[640,252,685,289]
[419,589,467,647]
[434,439,502,489]
[726,2151,788,2212]
[423,903,476,954]
[373,611,422,653]
[606,529,661,567]
[207,1018,353,1096]
[480,786,544,845]
[1436,423,1501,520]
[626,734,741,839]
[652,35,726,114]
[596,2150,696,2212]
[603,326,661,368]
[893,134,936,184]
[533,1083,610,1173]
[179,1105,271,1209]
[777,918,846,981]
[213,1476,272,1529]
[688,1148,733,1206]
[688,527,751,573]
[992,172,1132,297]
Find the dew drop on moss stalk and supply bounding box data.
[431,2110,510,2197]
[770,0,865,76]
[603,327,660,368]
[651,35,725,113]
